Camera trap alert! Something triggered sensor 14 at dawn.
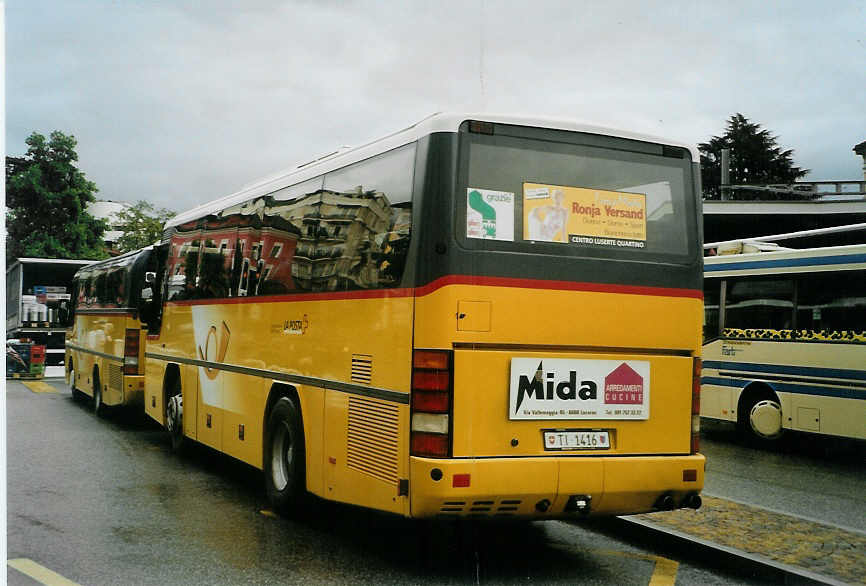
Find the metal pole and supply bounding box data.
[720,148,730,201]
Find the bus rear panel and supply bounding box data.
[408,122,704,518]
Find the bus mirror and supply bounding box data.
[145,272,156,284]
[141,287,153,300]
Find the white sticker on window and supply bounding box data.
[525,187,550,200]
[467,188,514,241]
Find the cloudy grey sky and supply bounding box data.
[6,0,865,213]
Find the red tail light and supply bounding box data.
[410,349,452,458]
[124,329,140,375]
[411,432,449,457]
[691,357,701,454]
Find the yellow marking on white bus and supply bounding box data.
[7,558,81,586]
[22,381,58,394]
[598,550,679,586]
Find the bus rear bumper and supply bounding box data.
[409,454,705,519]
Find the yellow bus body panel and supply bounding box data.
[144,279,703,518]
[411,282,704,518]
[410,454,705,517]
[144,295,413,515]
[414,284,704,351]
[67,313,145,407]
[452,349,693,456]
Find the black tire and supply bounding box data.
[739,390,783,444]
[93,370,107,417]
[263,397,306,514]
[164,377,184,452]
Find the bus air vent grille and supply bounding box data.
[346,396,399,484]
[438,499,524,516]
[108,363,123,391]
[351,354,373,384]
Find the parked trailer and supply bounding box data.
[6,258,96,376]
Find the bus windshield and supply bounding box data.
[458,130,697,262]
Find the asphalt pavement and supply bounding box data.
[8,378,843,585]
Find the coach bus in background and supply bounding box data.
[138,113,705,519]
[66,247,152,415]
[702,229,866,443]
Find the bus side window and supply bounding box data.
[142,243,169,334]
[83,275,93,306]
[317,142,416,292]
[105,267,125,308]
[94,269,108,308]
[703,279,721,342]
[64,279,79,326]
[725,277,794,331]
[797,271,866,332]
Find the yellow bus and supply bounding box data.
[66,247,151,415]
[702,236,866,442]
[140,113,705,518]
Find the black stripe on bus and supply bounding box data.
[66,343,125,363]
[144,352,409,405]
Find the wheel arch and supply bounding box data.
[163,363,182,403]
[263,383,303,440]
[92,363,101,393]
[262,382,308,511]
[737,381,780,418]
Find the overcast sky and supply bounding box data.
[6,1,865,213]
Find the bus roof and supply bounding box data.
[165,112,699,231]
[705,243,866,277]
[73,246,153,279]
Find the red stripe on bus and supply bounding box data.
[165,276,701,306]
[414,275,704,299]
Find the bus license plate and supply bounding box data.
[543,430,610,451]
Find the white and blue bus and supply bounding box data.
[701,232,866,442]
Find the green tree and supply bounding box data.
[114,200,176,253]
[6,131,108,262]
[699,113,809,200]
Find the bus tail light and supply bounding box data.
[691,357,701,454]
[410,349,452,458]
[124,329,140,375]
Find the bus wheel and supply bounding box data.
[740,393,783,443]
[93,371,106,417]
[165,380,184,451]
[69,367,82,401]
[264,397,306,514]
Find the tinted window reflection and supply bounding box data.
[166,143,415,299]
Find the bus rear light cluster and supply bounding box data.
[691,357,701,454]
[410,349,452,458]
[124,329,140,375]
